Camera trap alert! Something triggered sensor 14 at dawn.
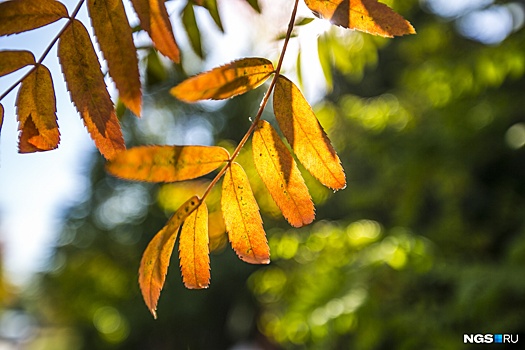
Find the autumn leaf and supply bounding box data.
[58,19,125,160]
[303,0,415,37]
[253,120,315,227]
[139,196,200,318]
[88,0,142,116]
[0,0,68,36]
[222,162,270,264]
[106,145,230,182]
[179,202,210,289]
[273,75,346,190]
[170,58,274,103]
[130,0,180,62]
[16,64,60,153]
[0,50,35,77]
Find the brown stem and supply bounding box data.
[0,0,86,102]
[200,0,301,202]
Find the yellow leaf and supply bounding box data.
[179,202,210,289]
[274,75,346,190]
[139,196,200,318]
[170,58,274,103]
[130,0,180,62]
[106,145,230,182]
[0,50,35,77]
[58,20,125,160]
[222,162,270,264]
[252,120,315,227]
[16,64,60,153]
[88,0,142,116]
[303,0,415,38]
[0,0,68,36]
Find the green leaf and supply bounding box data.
[182,2,204,59]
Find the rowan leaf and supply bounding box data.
[252,120,315,227]
[303,0,415,38]
[170,58,274,103]
[182,2,203,59]
[222,162,270,264]
[58,19,125,160]
[274,75,346,190]
[244,0,261,13]
[0,0,68,36]
[179,202,210,289]
[16,64,60,153]
[106,145,230,182]
[0,50,35,77]
[197,0,224,32]
[88,0,142,116]
[130,0,180,62]
[139,196,200,318]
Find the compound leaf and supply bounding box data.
[16,64,60,153]
[139,196,200,318]
[88,0,142,116]
[106,145,230,182]
[170,58,274,103]
[252,120,315,228]
[0,0,68,36]
[222,162,270,264]
[130,0,180,62]
[304,0,415,38]
[58,19,125,160]
[274,75,346,190]
[179,202,210,289]
[0,50,35,77]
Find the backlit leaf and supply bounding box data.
[222,162,270,264]
[58,20,125,160]
[0,50,35,77]
[244,0,261,13]
[106,145,230,182]
[197,0,224,32]
[274,75,346,190]
[16,64,59,153]
[130,0,180,62]
[170,58,274,103]
[303,0,415,38]
[179,202,210,289]
[88,0,142,116]
[252,120,315,227]
[182,2,203,58]
[0,0,68,36]
[139,196,200,318]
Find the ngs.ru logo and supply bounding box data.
[464,334,519,344]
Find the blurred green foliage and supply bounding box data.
[20,0,525,349]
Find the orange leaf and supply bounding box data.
[139,196,200,318]
[0,0,68,36]
[0,50,35,77]
[252,120,315,227]
[58,19,125,160]
[170,58,274,103]
[130,0,180,62]
[179,202,210,289]
[88,0,142,116]
[106,145,230,182]
[16,64,60,153]
[303,0,415,38]
[222,162,270,264]
[274,75,346,190]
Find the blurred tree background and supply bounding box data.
[4,0,525,349]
